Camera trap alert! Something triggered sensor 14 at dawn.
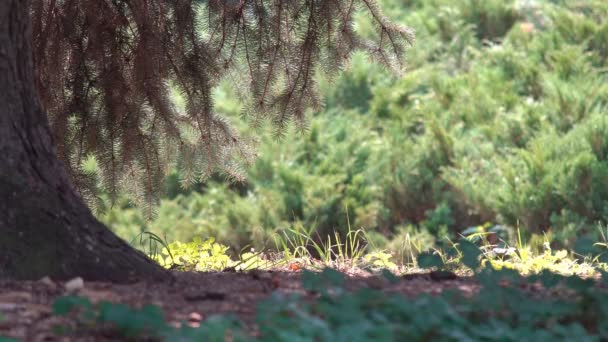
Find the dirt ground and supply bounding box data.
[0,270,479,341]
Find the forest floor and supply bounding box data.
[0,270,478,341]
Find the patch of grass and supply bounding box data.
[141,217,417,273]
[139,223,607,280]
[271,222,371,270]
[429,227,608,277]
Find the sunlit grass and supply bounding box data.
[133,223,608,278]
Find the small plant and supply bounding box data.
[273,221,414,272]
[594,224,608,258]
[272,223,370,270]
[257,266,608,341]
[152,237,232,271]
[363,251,398,270]
[51,296,243,341]
[53,296,164,338]
[132,231,173,261]
[234,250,284,271]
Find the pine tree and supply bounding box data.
[32,0,412,212]
[0,0,411,281]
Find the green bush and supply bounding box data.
[101,0,608,255]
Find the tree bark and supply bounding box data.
[0,0,168,282]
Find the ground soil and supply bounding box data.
[0,269,478,341]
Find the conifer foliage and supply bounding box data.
[31,0,413,212]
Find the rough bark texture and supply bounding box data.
[0,0,168,282]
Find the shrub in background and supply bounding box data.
[99,0,608,257]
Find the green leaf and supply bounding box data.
[417,252,444,269]
[574,236,596,257]
[380,269,400,284]
[0,338,19,342]
[459,239,482,270]
[536,270,565,289]
[320,268,345,287]
[600,270,608,285]
[564,276,594,292]
[52,296,92,316]
[302,268,345,293]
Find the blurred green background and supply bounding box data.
[97,0,608,261]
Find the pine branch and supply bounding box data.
[31,0,414,215]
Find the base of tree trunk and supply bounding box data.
[0,177,169,282]
[0,0,168,283]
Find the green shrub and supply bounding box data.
[100,0,608,254]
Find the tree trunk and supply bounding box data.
[0,0,167,282]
